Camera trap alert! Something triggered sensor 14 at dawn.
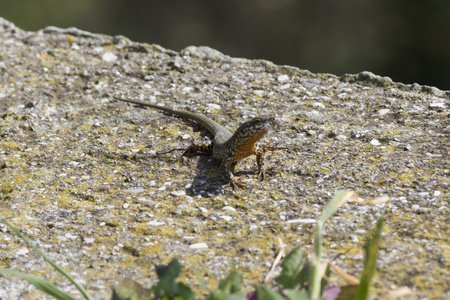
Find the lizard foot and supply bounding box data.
[229,177,247,190]
[256,168,276,180]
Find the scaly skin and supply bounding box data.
[114,97,277,189]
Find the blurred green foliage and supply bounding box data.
[1,0,450,89]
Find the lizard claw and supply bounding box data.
[227,171,247,190]
[230,177,247,190]
[256,167,275,180]
[256,168,266,180]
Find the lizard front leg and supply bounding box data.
[221,159,246,190]
[256,145,287,180]
[224,163,247,190]
[255,145,267,180]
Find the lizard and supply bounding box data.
[113,96,278,189]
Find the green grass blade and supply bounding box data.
[0,269,77,300]
[310,191,355,299]
[309,220,323,300]
[319,191,355,223]
[0,216,93,300]
[356,217,384,300]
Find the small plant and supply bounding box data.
[0,191,400,300]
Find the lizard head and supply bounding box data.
[233,115,277,143]
[221,115,278,163]
[249,115,277,132]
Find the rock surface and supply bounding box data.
[0,17,448,299]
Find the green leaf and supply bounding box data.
[151,259,196,300]
[0,269,77,300]
[111,288,128,300]
[177,282,197,300]
[207,268,243,300]
[255,286,286,300]
[224,291,247,300]
[218,269,243,294]
[275,247,305,289]
[208,289,226,300]
[356,218,384,300]
[115,278,152,300]
[283,289,308,300]
[155,258,181,282]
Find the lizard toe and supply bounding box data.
[230,177,247,190]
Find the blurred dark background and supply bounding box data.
[1,0,450,90]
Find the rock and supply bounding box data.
[0,17,447,299]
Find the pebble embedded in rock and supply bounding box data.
[14,248,29,256]
[84,238,95,244]
[429,102,445,108]
[285,218,316,224]
[189,242,208,249]
[147,220,165,226]
[378,109,390,116]
[171,190,186,196]
[277,74,289,83]
[102,51,117,62]
[222,206,236,212]
[123,187,145,193]
[220,216,232,222]
[370,139,381,146]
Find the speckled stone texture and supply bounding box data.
[0,17,448,299]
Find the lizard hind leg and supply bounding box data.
[181,140,213,157]
[157,141,213,159]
